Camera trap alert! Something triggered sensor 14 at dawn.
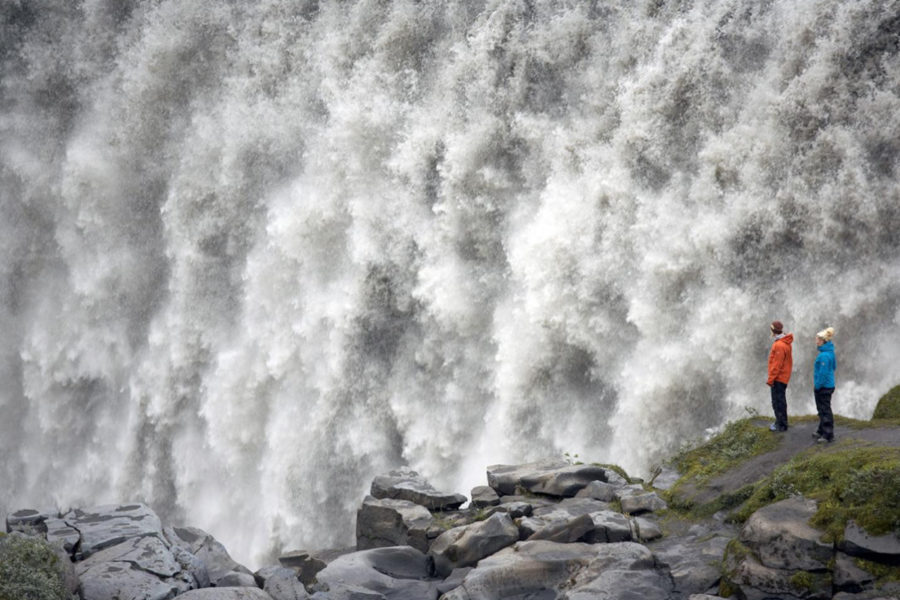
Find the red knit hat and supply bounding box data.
[771,320,783,334]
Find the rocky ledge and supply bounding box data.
[4,448,900,599]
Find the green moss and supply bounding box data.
[873,385,900,420]
[854,557,900,583]
[0,534,68,600]
[789,570,814,591]
[734,445,900,540]
[671,419,780,486]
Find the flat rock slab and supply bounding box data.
[63,503,164,558]
[371,468,466,511]
[487,460,624,497]
[75,536,182,578]
[838,521,900,561]
[78,561,191,600]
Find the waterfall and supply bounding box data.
[2,0,898,566]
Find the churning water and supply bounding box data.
[2,0,899,566]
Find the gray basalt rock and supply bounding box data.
[833,551,876,592]
[575,480,620,502]
[314,546,439,600]
[489,501,532,519]
[63,503,165,559]
[585,510,633,544]
[75,535,201,600]
[218,571,260,587]
[838,521,900,562]
[727,550,831,600]
[356,496,435,553]
[261,568,310,600]
[619,491,668,515]
[6,507,57,535]
[740,496,832,571]
[651,523,735,596]
[633,516,663,542]
[430,512,519,577]
[487,460,622,498]
[469,486,500,509]
[526,513,595,543]
[371,467,466,511]
[77,560,191,600]
[166,525,254,586]
[45,517,81,554]
[439,540,666,600]
[177,589,275,599]
[278,550,334,586]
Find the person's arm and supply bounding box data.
[814,354,824,389]
[767,344,783,386]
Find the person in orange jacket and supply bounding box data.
[767,320,793,431]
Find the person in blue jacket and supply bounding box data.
[813,327,836,443]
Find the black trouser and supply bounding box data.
[815,387,835,440]
[770,381,788,430]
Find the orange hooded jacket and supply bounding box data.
[767,333,794,385]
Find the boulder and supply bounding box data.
[439,540,664,600]
[526,513,595,543]
[565,568,673,600]
[218,571,260,587]
[489,501,532,518]
[469,486,500,509]
[177,589,275,600]
[429,512,519,577]
[619,492,668,515]
[313,546,439,600]
[356,496,435,553]
[833,552,876,592]
[261,567,310,600]
[633,517,663,542]
[62,503,164,559]
[487,460,622,498]
[838,521,900,562]
[166,526,253,586]
[575,480,620,502]
[724,544,831,600]
[371,468,466,511]
[740,496,832,571]
[585,511,633,544]
[278,550,334,585]
[652,525,734,596]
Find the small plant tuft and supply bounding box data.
[0,533,69,600]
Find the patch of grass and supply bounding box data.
[669,418,780,489]
[873,384,900,420]
[854,557,900,583]
[733,444,900,540]
[0,533,69,600]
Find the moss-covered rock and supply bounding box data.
[872,384,900,420]
[0,533,71,600]
[735,445,900,541]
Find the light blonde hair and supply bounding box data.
[816,327,834,342]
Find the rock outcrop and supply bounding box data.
[7,454,899,600]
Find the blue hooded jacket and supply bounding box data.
[814,341,836,390]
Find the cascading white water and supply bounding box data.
[2,0,899,566]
